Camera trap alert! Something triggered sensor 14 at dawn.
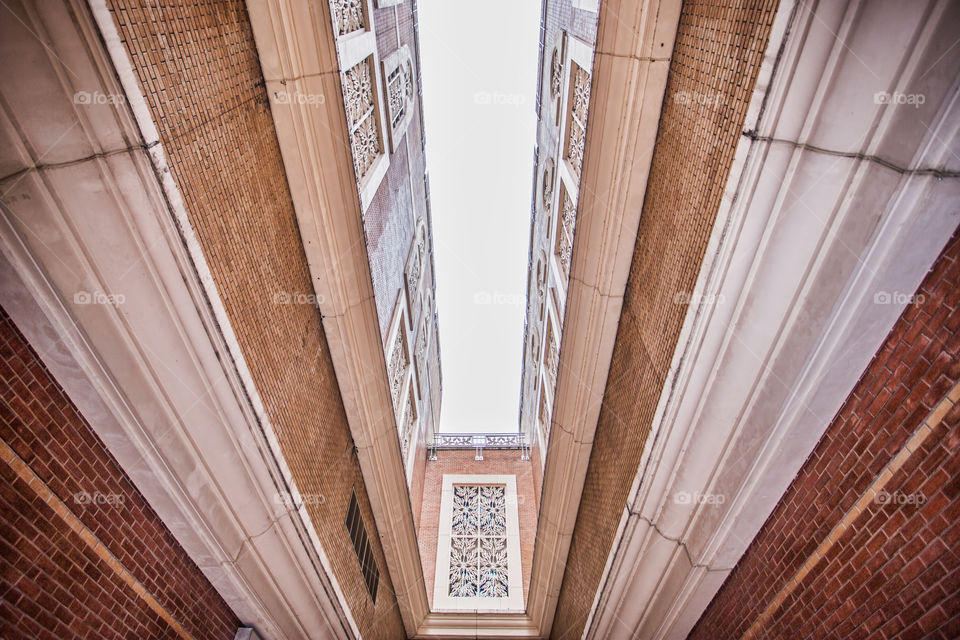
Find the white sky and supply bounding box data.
[418,0,540,433]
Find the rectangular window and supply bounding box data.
[434,475,523,611]
[448,485,508,598]
[345,490,379,603]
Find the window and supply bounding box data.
[405,219,427,323]
[345,490,380,603]
[449,485,508,597]
[387,291,421,482]
[399,380,419,465]
[381,46,416,151]
[564,63,591,179]
[387,302,410,410]
[329,0,390,210]
[343,58,382,180]
[434,475,524,611]
[554,183,576,285]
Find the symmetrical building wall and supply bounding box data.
[0,309,241,640]
[343,0,442,497]
[547,1,780,636]
[98,0,433,637]
[520,0,600,490]
[690,231,960,640]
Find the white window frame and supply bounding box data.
[331,0,391,211]
[433,474,524,612]
[399,375,420,484]
[386,292,412,411]
[381,45,416,152]
[548,35,593,306]
[404,218,427,326]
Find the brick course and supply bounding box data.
[688,232,960,640]
[0,308,240,640]
[549,1,779,637]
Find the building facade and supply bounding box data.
[2,0,960,639]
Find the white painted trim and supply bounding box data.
[432,475,524,613]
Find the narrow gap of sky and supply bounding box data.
[419,1,540,433]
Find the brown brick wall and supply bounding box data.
[688,232,960,640]
[417,450,538,606]
[103,1,404,637]
[549,1,780,637]
[0,308,241,640]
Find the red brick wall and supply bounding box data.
[689,233,960,639]
[0,308,240,640]
[549,1,780,637]
[417,449,538,605]
[102,1,404,637]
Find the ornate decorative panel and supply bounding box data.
[535,253,547,320]
[381,46,415,152]
[566,65,591,178]
[416,321,429,376]
[542,157,555,213]
[556,188,576,283]
[448,485,509,598]
[405,222,426,321]
[389,328,409,408]
[386,60,413,129]
[434,433,527,449]
[342,60,381,180]
[545,319,558,394]
[331,0,366,36]
[399,385,417,460]
[550,47,563,99]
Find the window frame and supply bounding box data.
[433,474,524,612]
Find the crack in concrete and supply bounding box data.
[0,140,160,186]
[743,131,960,178]
[627,510,731,573]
